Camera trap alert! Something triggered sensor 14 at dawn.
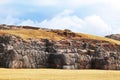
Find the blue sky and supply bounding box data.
[0,0,120,36]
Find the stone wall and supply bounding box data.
[0,34,120,70]
[0,34,48,68]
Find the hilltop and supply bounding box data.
[0,24,120,70]
[0,24,120,45]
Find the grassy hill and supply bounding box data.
[78,33,120,45]
[0,28,120,45]
[0,29,64,41]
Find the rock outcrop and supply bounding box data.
[105,34,120,41]
[0,34,120,70]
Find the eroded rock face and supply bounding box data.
[0,34,120,70]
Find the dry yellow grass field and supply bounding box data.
[0,29,64,41]
[0,69,119,80]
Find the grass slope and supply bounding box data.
[0,29,120,44]
[0,29,64,41]
[78,33,120,45]
[0,69,119,80]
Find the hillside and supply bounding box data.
[0,24,120,70]
[0,24,120,45]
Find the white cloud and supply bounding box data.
[0,0,119,36]
[31,0,58,6]
[0,8,20,18]
[38,10,112,36]
[0,9,117,36]
[56,9,74,17]
[18,10,84,31]
[64,0,104,8]
[0,0,13,5]
[113,29,120,34]
[19,19,39,26]
[83,15,112,35]
[0,16,20,25]
[0,0,120,9]
[39,10,85,31]
[105,0,120,9]
[29,0,120,9]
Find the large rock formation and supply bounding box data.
[0,34,120,70]
[105,34,120,41]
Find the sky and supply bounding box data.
[0,0,120,36]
